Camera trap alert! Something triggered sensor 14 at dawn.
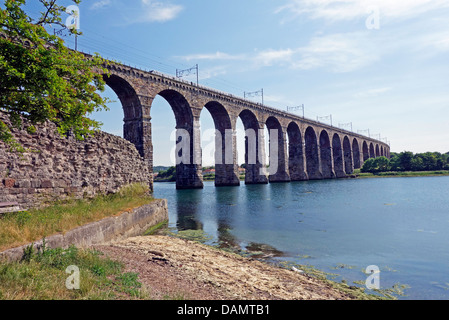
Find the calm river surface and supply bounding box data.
[153,176,449,300]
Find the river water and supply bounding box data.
[153,176,449,300]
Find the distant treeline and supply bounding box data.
[362,151,449,173]
[154,166,176,182]
[154,166,217,182]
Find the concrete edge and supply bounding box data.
[0,198,168,262]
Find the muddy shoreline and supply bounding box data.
[94,235,369,300]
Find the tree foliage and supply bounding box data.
[0,0,109,150]
[154,166,176,182]
[362,152,449,173]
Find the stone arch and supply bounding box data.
[154,89,202,189]
[320,130,334,179]
[238,109,268,184]
[157,89,193,129]
[343,136,354,174]
[102,74,144,156]
[287,122,307,181]
[265,116,289,182]
[203,101,239,186]
[352,138,361,169]
[369,143,375,158]
[332,133,345,178]
[375,144,380,158]
[362,141,369,162]
[304,127,321,180]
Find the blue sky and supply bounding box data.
[25,0,449,166]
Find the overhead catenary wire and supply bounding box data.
[59,27,380,140]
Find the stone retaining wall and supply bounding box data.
[0,113,151,210]
[0,199,168,262]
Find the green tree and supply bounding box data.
[410,156,424,171]
[155,166,176,182]
[361,158,376,173]
[374,156,390,172]
[389,154,401,171]
[361,157,390,173]
[398,151,414,171]
[0,0,109,150]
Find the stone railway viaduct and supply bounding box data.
[101,62,390,190]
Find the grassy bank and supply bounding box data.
[354,169,449,178]
[0,244,151,300]
[0,183,154,252]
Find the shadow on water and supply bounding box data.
[214,186,240,251]
[175,188,203,231]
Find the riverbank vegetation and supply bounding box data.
[0,183,153,252]
[360,151,449,175]
[154,166,247,182]
[154,166,176,182]
[0,244,151,300]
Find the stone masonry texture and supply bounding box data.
[0,112,151,210]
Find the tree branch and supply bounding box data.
[36,0,58,26]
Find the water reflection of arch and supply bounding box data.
[214,186,241,250]
[203,101,239,187]
[175,189,203,231]
[238,109,268,185]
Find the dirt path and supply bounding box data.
[94,235,358,300]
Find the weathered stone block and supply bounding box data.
[4,178,15,188]
[41,180,53,188]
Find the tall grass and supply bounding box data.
[0,244,150,300]
[0,183,153,251]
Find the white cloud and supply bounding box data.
[180,51,245,62]
[354,87,392,98]
[293,33,378,72]
[199,65,229,80]
[254,48,295,67]
[139,0,183,23]
[276,0,449,22]
[178,33,378,75]
[264,94,294,105]
[418,31,449,53]
[90,0,111,10]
